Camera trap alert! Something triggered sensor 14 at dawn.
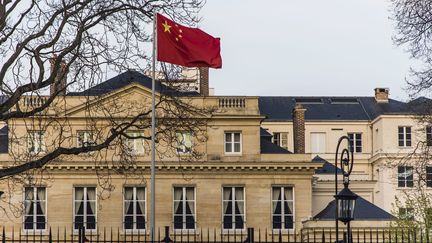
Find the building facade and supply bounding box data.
[0,70,425,234]
[0,70,320,234]
[259,88,429,217]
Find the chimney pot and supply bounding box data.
[292,104,306,154]
[374,88,389,103]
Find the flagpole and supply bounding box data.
[150,12,157,243]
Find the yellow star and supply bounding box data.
[162,21,171,33]
[175,37,179,41]
[178,34,182,38]
[179,29,183,33]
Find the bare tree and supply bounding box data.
[391,0,432,98]
[0,0,213,209]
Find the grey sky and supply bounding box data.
[199,0,413,101]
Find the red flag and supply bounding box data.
[156,14,222,69]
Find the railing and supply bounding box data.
[2,226,429,243]
[22,96,49,108]
[218,98,246,108]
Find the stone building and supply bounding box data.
[0,69,426,234]
[0,70,320,234]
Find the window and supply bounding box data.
[176,132,192,154]
[427,126,432,146]
[222,187,245,229]
[398,126,412,147]
[126,132,144,155]
[28,131,45,154]
[224,132,241,154]
[310,133,326,153]
[173,187,195,230]
[77,131,95,147]
[398,166,413,188]
[124,187,146,230]
[24,187,46,230]
[427,166,432,187]
[272,187,294,230]
[273,132,288,150]
[74,187,96,230]
[399,208,414,220]
[347,133,362,153]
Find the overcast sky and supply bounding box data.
[198,0,413,101]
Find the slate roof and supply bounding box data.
[259,96,425,121]
[68,70,200,97]
[313,196,394,221]
[260,138,292,154]
[260,127,273,138]
[312,156,343,174]
[0,126,8,153]
[260,127,292,154]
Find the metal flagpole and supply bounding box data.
[150,12,157,243]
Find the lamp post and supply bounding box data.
[335,136,358,243]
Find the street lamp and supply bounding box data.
[335,186,358,224]
[335,136,357,243]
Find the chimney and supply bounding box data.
[199,67,209,96]
[374,88,389,103]
[292,104,306,154]
[49,56,67,96]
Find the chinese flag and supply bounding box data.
[157,14,222,69]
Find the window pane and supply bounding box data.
[272,187,281,200]
[273,215,282,229]
[174,216,182,229]
[136,187,145,200]
[234,142,241,152]
[186,215,195,229]
[235,187,243,200]
[284,188,293,200]
[284,216,294,229]
[225,133,232,142]
[234,133,241,142]
[223,216,232,229]
[225,142,232,153]
[223,188,232,200]
[124,216,133,229]
[234,215,244,229]
[136,215,145,229]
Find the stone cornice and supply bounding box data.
[0,161,322,173]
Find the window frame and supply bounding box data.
[123,186,146,231]
[310,132,326,154]
[221,186,246,230]
[271,186,295,231]
[427,126,432,147]
[175,131,193,155]
[347,133,362,153]
[172,186,196,231]
[125,131,145,156]
[224,132,242,155]
[427,166,432,188]
[399,208,414,220]
[398,126,412,147]
[77,131,95,148]
[73,186,97,231]
[23,187,47,231]
[273,132,288,150]
[397,166,414,188]
[27,130,45,154]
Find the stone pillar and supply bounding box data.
[292,104,306,154]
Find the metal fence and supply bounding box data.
[1,226,431,243]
